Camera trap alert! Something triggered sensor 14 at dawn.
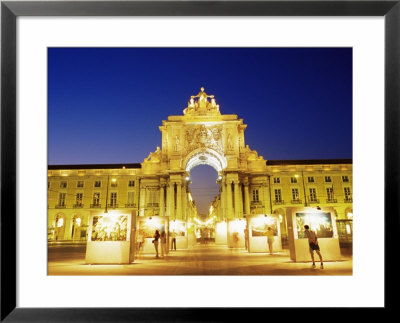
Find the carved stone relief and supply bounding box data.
[184,125,223,155]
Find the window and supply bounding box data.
[342,176,349,182]
[128,180,135,187]
[290,177,298,183]
[274,189,282,202]
[77,181,84,188]
[309,188,317,202]
[325,176,332,183]
[93,192,100,205]
[94,181,101,188]
[147,189,158,206]
[127,191,135,205]
[292,188,299,200]
[75,193,83,206]
[273,177,280,184]
[326,187,334,200]
[308,177,314,183]
[252,189,259,202]
[344,187,351,200]
[58,193,66,206]
[110,192,117,206]
[60,181,67,188]
[111,181,118,188]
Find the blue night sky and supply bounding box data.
[48,48,352,214]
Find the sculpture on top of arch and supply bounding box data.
[183,87,220,116]
[142,87,266,174]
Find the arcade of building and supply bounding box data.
[48,88,353,248]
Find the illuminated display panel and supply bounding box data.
[170,221,186,237]
[91,215,128,241]
[138,219,166,238]
[296,212,334,239]
[250,216,278,236]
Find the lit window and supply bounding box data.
[308,177,314,183]
[309,188,317,201]
[75,193,83,206]
[273,177,280,184]
[56,218,64,228]
[93,192,100,205]
[252,189,259,202]
[58,193,66,206]
[326,187,334,200]
[110,192,117,206]
[344,187,351,200]
[292,188,299,200]
[274,189,282,202]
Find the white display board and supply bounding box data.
[169,220,188,249]
[227,219,246,248]
[136,216,169,254]
[247,214,282,253]
[85,210,135,264]
[215,221,228,245]
[286,207,341,262]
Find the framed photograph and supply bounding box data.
[1,0,397,321]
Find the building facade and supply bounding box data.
[48,88,352,242]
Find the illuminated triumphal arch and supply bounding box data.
[140,87,268,221]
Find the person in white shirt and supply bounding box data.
[304,225,324,269]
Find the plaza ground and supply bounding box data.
[48,243,352,275]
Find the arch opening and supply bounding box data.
[185,148,227,173]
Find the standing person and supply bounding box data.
[170,230,177,250]
[244,228,249,250]
[153,230,160,258]
[160,231,167,257]
[304,225,324,268]
[266,227,274,255]
[136,230,144,254]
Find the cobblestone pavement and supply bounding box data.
[48,243,352,276]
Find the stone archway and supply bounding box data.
[139,87,267,223]
[184,148,227,173]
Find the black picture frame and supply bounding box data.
[1,0,398,321]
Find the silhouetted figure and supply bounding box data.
[160,231,167,257]
[170,230,177,250]
[153,230,160,258]
[266,227,274,255]
[304,225,324,268]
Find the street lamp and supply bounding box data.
[295,171,307,207]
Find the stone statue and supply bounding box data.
[227,133,234,150]
[183,87,220,116]
[174,135,180,152]
[145,146,162,162]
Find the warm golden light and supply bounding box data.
[57,218,64,227]
[76,218,81,227]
